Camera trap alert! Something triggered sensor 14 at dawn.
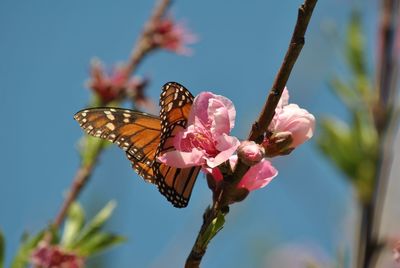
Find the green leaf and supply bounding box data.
[11,231,45,268]
[200,211,225,247]
[71,201,116,248]
[318,118,360,180]
[0,231,4,268]
[346,11,367,78]
[345,10,373,100]
[330,78,359,109]
[318,116,378,202]
[62,202,86,248]
[77,233,126,256]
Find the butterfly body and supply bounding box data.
[74,82,200,208]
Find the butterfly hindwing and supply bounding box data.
[74,108,161,182]
[154,82,201,208]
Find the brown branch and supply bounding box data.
[126,0,172,75]
[247,0,318,142]
[54,164,94,228]
[185,0,318,267]
[50,0,172,232]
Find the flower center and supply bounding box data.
[190,131,218,155]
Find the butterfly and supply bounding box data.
[74,82,201,208]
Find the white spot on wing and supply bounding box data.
[106,123,115,130]
[167,102,173,111]
[106,114,115,120]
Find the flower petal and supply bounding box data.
[209,100,231,135]
[157,148,205,168]
[277,87,290,108]
[206,134,240,168]
[238,159,278,191]
[188,91,215,125]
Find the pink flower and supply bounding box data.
[158,91,240,169]
[269,88,315,148]
[86,59,129,104]
[152,18,197,55]
[237,140,265,166]
[31,242,84,268]
[209,155,278,191]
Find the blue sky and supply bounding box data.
[0,0,378,267]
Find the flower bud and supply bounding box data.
[263,131,294,157]
[270,104,315,148]
[237,141,265,166]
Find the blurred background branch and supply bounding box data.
[52,0,173,232]
[318,0,400,267]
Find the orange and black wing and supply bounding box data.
[154,82,201,208]
[74,108,161,182]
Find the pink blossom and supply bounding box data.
[86,59,128,104]
[270,88,315,148]
[86,59,150,106]
[208,155,278,191]
[31,242,84,268]
[158,91,240,169]
[237,140,265,166]
[152,18,197,55]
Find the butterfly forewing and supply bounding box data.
[74,108,161,182]
[154,82,201,208]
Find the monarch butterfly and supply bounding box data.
[74,82,200,208]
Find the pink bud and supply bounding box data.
[270,104,315,148]
[237,141,265,166]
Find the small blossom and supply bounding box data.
[208,155,278,191]
[31,242,84,268]
[152,18,197,55]
[158,91,240,169]
[269,88,315,148]
[237,140,265,166]
[86,59,129,104]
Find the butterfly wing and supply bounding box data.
[74,108,161,182]
[154,82,201,208]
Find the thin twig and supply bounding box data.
[185,1,318,267]
[50,0,172,232]
[126,0,172,75]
